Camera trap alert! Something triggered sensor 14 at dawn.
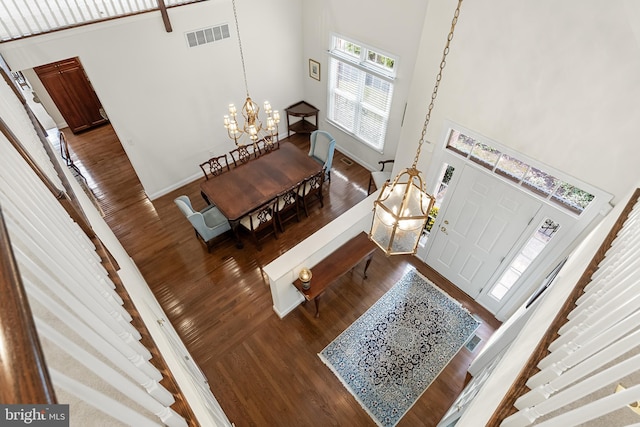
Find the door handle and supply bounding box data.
[440,226,448,235]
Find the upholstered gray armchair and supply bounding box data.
[309,130,336,182]
[174,195,231,252]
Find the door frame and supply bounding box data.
[424,162,543,299]
[418,121,613,320]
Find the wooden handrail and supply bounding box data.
[0,207,57,404]
[486,188,640,425]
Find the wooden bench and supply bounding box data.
[292,232,377,317]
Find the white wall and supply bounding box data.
[399,0,640,206]
[20,68,64,129]
[0,0,304,199]
[3,0,638,205]
[301,0,430,172]
[264,194,375,318]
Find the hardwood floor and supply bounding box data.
[61,124,501,427]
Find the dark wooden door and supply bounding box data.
[34,57,107,134]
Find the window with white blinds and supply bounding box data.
[327,35,396,152]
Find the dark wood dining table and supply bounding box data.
[200,141,322,247]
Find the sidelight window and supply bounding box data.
[489,218,560,301]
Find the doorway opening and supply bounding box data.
[33,57,108,134]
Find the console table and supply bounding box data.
[292,232,377,317]
[285,101,319,137]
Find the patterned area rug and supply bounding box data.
[319,268,480,427]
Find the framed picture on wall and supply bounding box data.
[309,59,320,81]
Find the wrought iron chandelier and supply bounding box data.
[223,0,280,148]
[370,0,463,256]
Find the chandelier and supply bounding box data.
[370,0,463,256]
[223,0,280,148]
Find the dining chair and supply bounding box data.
[174,195,231,252]
[200,154,231,180]
[297,168,325,217]
[367,159,394,195]
[275,184,301,232]
[308,130,336,182]
[239,198,278,250]
[229,143,257,167]
[199,154,231,204]
[256,138,279,155]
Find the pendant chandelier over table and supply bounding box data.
[223,0,280,148]
[369,0,464,256]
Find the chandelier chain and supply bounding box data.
[412,0,463,168]
[231,0,250,98]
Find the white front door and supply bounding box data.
[425,165,542,298]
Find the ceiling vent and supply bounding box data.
[185,24,230,48]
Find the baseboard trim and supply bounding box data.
[272,295,304,319]
[146,172,201,200]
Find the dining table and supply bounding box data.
[200,141,323,248]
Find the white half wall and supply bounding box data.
[264,193,375,318]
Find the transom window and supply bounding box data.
[446,130,595,215]
[327,35,397,152]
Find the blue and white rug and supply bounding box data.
[319,268,480,427]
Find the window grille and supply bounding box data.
[327,35,396,152]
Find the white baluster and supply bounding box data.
[6,214,144,344]
[50,369,163,427]
[565,267,640,325]
[521,326,640,406]
[504,353,640,427]
[533,383,640,427]
[27,281,171,400]
[37,321,187,427]
[533,308,640,384]
[549,287,640,353]
[15,248,154,368]
[577,257,640,307]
